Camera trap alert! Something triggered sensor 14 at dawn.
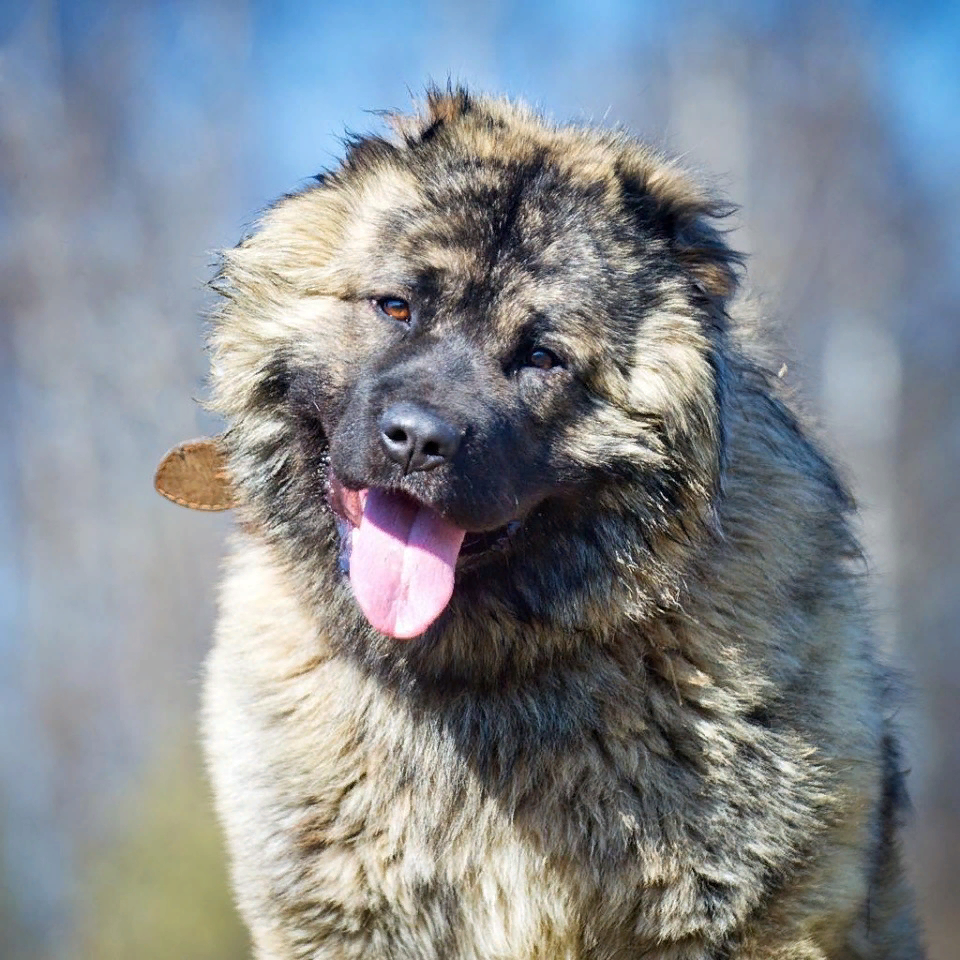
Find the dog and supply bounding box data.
[159,88,924,958]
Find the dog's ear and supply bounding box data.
[617,153,743,304]
[154,437,234,511]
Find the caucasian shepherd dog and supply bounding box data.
[164,88,924,958]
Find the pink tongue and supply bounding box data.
[349,489,466,639]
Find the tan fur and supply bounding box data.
[199,90,923,959]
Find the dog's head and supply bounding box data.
[210,89,741,643]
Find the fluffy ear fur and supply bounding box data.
[617,157,743,305]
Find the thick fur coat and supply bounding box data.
[200,90,923,959]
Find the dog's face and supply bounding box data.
[211,91,740,643]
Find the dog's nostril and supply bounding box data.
[378,403,461,473]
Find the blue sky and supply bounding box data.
[239,0,960,201]
[23,0,955,221]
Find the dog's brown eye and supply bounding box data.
[376,297,411,323]
[527,347,561,371]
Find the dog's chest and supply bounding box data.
[272,668,644,959]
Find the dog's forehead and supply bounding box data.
[342,150,626,334]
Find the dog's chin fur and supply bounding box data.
[200,89,924,959]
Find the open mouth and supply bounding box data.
[327,475,516,640]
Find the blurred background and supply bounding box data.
[1,0,957,957]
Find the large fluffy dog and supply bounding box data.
[185,89,923,958]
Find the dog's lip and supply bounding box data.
[325,473,518,562]
[327,474,366,529]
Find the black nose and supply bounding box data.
[379,403,462,473]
